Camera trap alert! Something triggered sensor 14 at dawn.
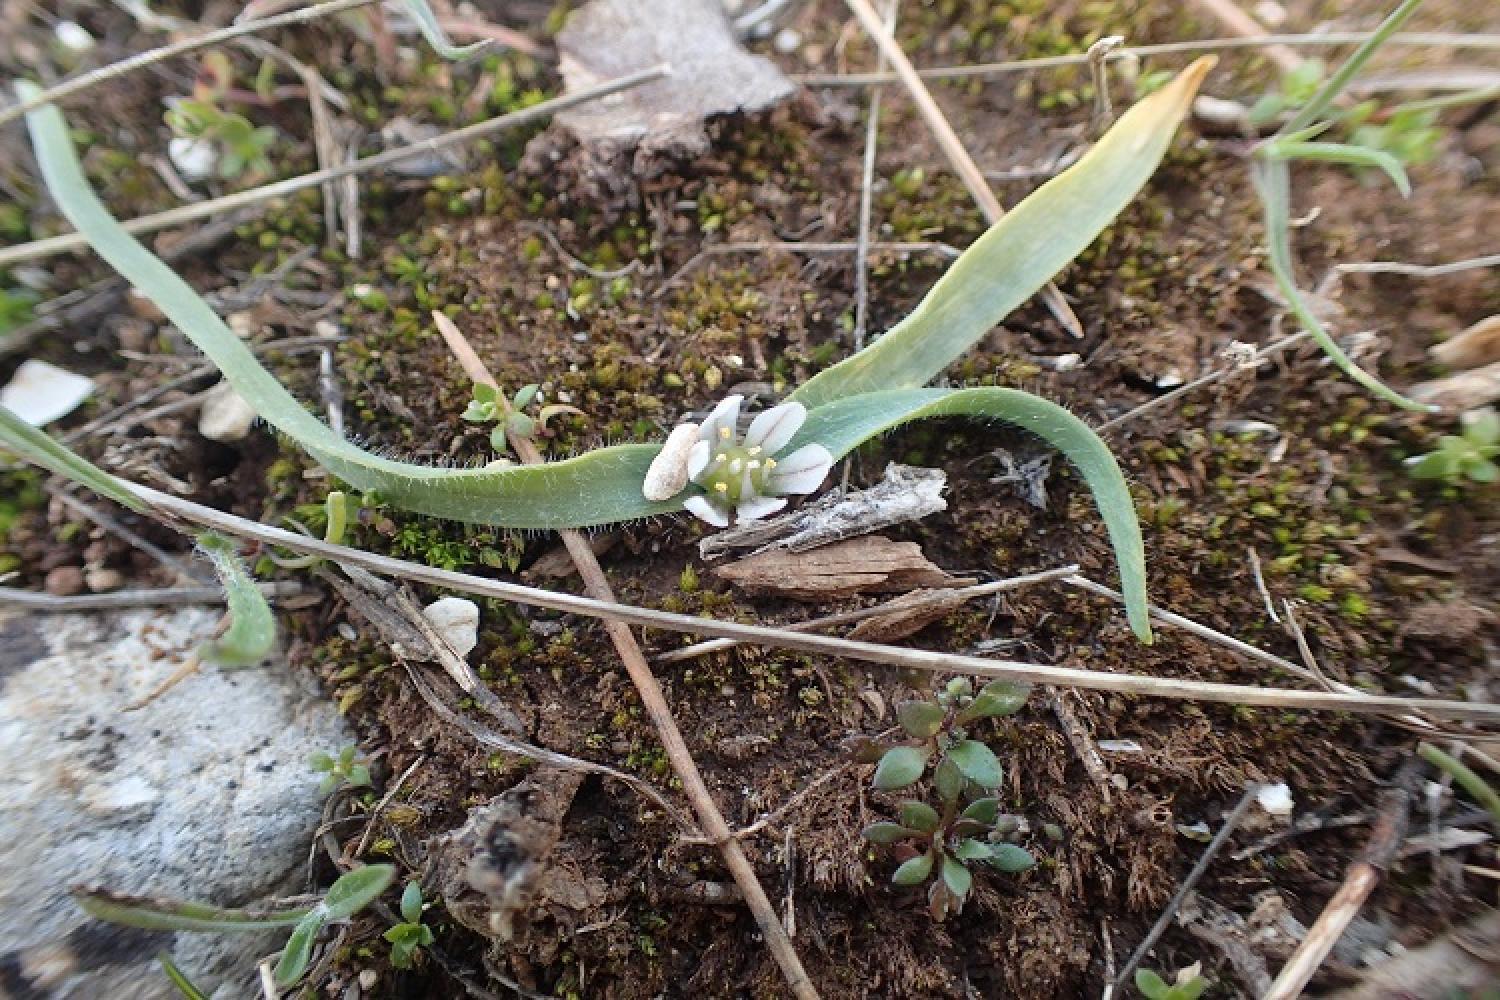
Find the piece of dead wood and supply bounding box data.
[713,535,970,600]
[1409,360,1500,412]
[1176,892,1275,996]
[699,463,947,560]
[1331,908,1500,1000]
[845,587,969,642]
[1430,315,1500,370]
[522,532,618,581]
[551,0,793,158]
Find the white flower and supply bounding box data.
[643,395,834,528]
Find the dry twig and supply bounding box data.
[429,313,819,999]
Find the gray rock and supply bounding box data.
[0,608,349,998]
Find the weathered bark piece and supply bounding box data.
[699,463,948,560]
[846,588,969,642]
[1409,360,1500,412]
[1430,314,1500,370]
[714,535,970,600]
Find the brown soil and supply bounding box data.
[3,1,1498,998]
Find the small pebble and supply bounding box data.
[1257,782,1294,819]
[85,568,125,593]
[423,597,479,658]
[54,21,95,54]
[45,566,86,597]
[773,28,801,55]
[198,381,258,443]
[0,360,94,427]
[168,137,217,183]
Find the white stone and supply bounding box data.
[198,380,258,442]
[423,597,480,658]
[772,28,801,54]
[0,607,349,997]
[1257,782,1294,819]
[167,136,217,182]
[0,359,94,426]
[54,20,96,53]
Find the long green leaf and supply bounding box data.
[156,952,210,1000]
[790,58,1215,409]
[791,388,1151,641]
[1278,0,1426,136]
[75,888,313,932]
[197,533,277,666]
[1251,157,1431,411]
[398,0,490,60]
[1264,139,1410,196]
[0,402,145,512]
[20,83,676,530]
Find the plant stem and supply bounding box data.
[430,313,819,999]
[1279,0,1427,136]
[1419,743,1500,825]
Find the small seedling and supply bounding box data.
[165,100,276,182]
[1134,963,1209,1000]
[1247,59,1327,126]
[310,744,372,794]
[1405,408,1499,485]
[383,881,436,969]
[860,677,1036,920]
[461,381,582,453]
[76,864,395,989]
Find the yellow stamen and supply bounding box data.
[718,427,732,439]
[747,446,762,456]
[714,482,729,493]
[765,458,777,469]
[714,452,727,463]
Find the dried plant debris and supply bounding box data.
[713,535,971,600]
[986,448,1052,510]
[1431,315,1500,370]
[699,463,948,560]
[846,588,971,643]
[425,768,586,943]
[551,0,793,158]
[1409,361,1500,412]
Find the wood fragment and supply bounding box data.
[1409,360,1500,412]
[699,463,946,559]
[1176,892,1275,996]
[846,587,967,642]
[714,535,970,600]
[1430,315,1500,370]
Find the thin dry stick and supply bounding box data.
[793,32,1500,87]
[0,0,380,128]
[429,313,818,1000]
[1331,252,1500,278]
[114,480,1500,723]
[1188,0,1304,73]
[852,0,899,350]
[841,0,1084,338]
[1048,688,1113,800]
[1263,761,1419,999]
[0,581,302,611]
[0,66,670,268]
[655,564,1080,663]
[1114,784,1260,991]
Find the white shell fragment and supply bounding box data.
[423,597,480,658]
[197,380,258,442]
[0,360,94,427]
[642,421,700,500]
[167,137,217,183]
[1257,782,1294,819]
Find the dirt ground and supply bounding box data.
[2,0,1499,997]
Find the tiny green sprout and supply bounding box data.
[1347,101,1444,168]
[1135,962,1208,1000]
[0,286,39,334]
[861,677,1036,919]
[310,744,372,794]
[383,881,436,970]
[1405,408,1500,485]
[164,99,276,182]
[1248,59,1327,126]
[462,381,582,453]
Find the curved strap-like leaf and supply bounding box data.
[20,83,677,530]
[790,57,1214,409]
[791,388,1151,641]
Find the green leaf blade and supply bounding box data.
[948,740,1003,789]
[197,534,276,667]
[872,745,929,790]
[789,59,1214,409]
[790,386,1151,641]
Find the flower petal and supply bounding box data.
[767,443,833,495]
[687,439,712,480]
[743,401,806,454]
[697,394,743,446]
[735,496,787,522]
[683,494,729,528]
[643,422,699,500]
